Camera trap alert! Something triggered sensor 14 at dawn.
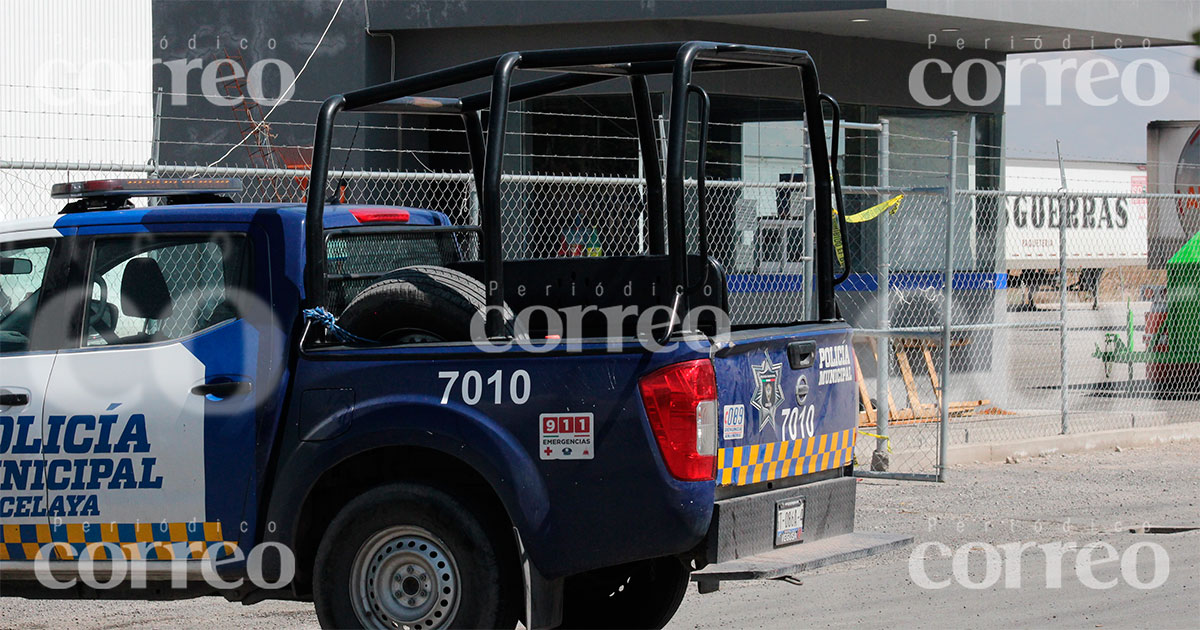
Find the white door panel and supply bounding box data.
[0,353,55,527]
[0,232,60,538]
[43,342,208,524]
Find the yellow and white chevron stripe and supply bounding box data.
[1,522,235,561]
[718,429,855,486]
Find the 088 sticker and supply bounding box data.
[722,404,745,440]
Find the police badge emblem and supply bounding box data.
[750,355,784,431]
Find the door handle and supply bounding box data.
[190,381,253,401]
[787,340,817,369]
[0,392,29,406]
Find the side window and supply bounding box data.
[0,241,52,354]
[86,234,249,347]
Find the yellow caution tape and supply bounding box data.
[831,195,905,268]
[833,219,845,267]
[857,430,892,453]
[843,194,904,223]
[832,194,905,224]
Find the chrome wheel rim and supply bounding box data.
[350,526,460,630]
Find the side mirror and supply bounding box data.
[0,257,33,275]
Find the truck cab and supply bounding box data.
[0,42,909,630]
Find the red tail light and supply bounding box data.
[639,359,718,481]
[350,208,410,223]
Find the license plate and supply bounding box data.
[774,497,805,546]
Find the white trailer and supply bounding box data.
[1147,120,1200,267]
[1004,158,1149,270]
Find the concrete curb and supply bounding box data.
[946,422,1200,465]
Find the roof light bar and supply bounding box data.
[50,178,243,199]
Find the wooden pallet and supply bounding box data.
[854,337,991,427]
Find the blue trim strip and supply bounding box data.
[728,272,1008,294]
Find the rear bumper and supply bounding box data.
[694,476,912,591]
[692,532,913,592]
[703,476,858,565]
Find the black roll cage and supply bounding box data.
[304,41,844,337]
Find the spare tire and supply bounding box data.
[336,265,516,344]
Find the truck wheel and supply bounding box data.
[313,483,519,630]
[337,265,516,344]
[559,557,690,629]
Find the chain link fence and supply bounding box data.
[3,104,1199,481]
[844,182,1200,479]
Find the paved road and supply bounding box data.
[3,441,1197,629]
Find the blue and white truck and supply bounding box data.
[0,42,909,629]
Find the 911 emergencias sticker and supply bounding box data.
[539,413,594,460]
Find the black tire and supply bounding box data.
[559,557,691,629]
[312,483,520,630]
[336,265,515,344]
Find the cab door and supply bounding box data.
[42,229,262,561]
[0,229,74,562]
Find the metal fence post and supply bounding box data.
[1057,141,1070,435]
[939,131,957,482]
[872,119,891,471]
[150,88,163,178]
[1058,196,1070,434]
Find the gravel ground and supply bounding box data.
[3,441,1197,629]
[669,440,1200,630]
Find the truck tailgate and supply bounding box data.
[711,323,858,487]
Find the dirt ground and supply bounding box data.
[669,439,1200,630]
[2,441,1197,629]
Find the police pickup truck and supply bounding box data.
[0,42,909,629]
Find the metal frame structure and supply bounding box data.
[302,41,842,336]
